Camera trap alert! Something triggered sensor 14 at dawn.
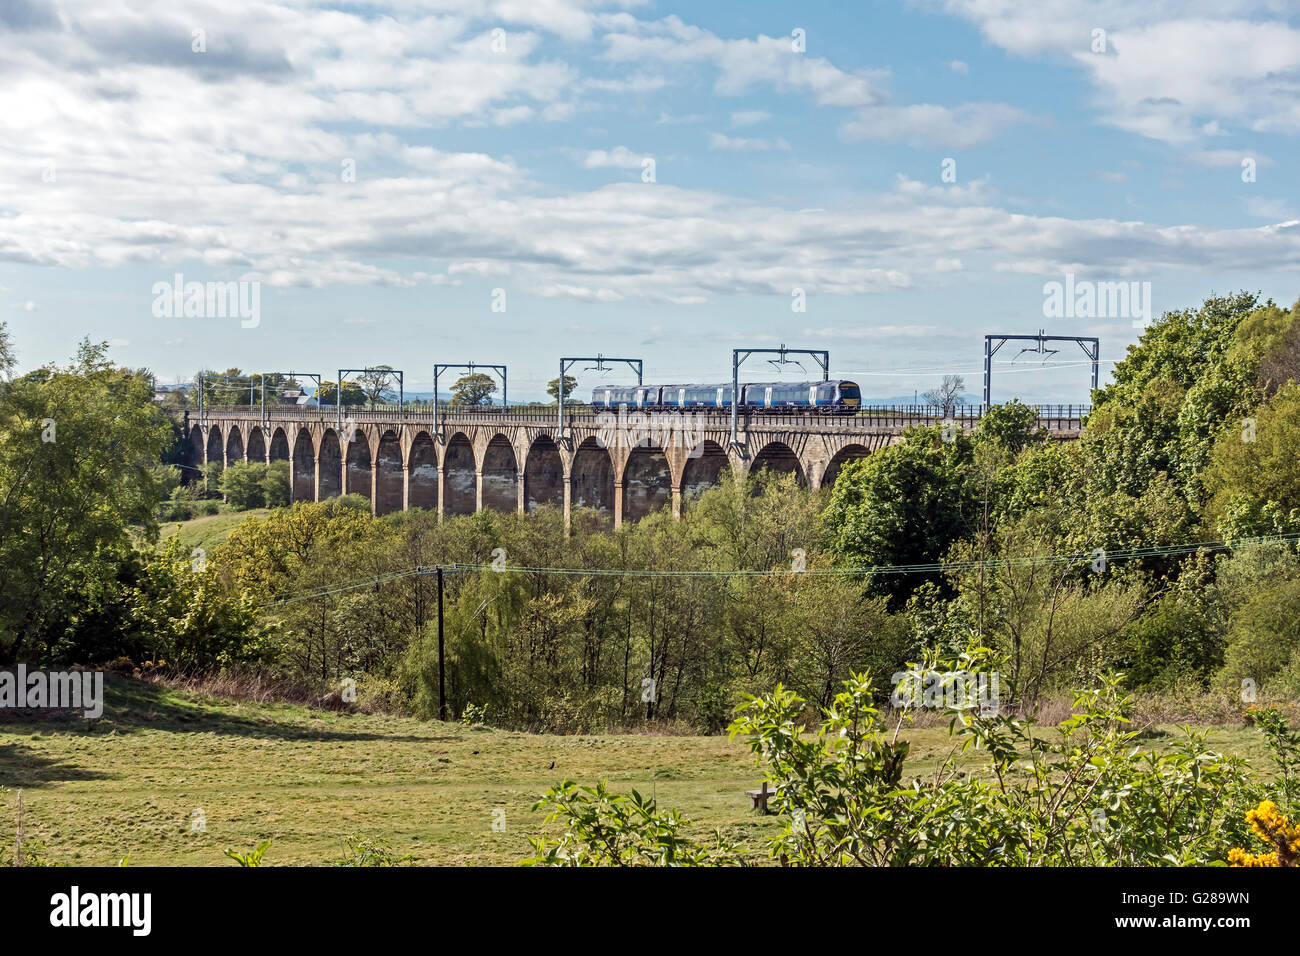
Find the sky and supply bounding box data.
[2,0,1299,403]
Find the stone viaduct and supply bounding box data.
[186,405,1085,527]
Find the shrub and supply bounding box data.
[526,781,743,867]
[528,647,1277,867]
[219,461,268,510]
[330,836,415,867]
[263,460,291,508]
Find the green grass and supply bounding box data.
[156,509,267,553]
[0,677,1274,867]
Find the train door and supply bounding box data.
[764,386,772,409]
[716,387,724,406]
[809,384,818,408]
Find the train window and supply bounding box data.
[840,383,860,400]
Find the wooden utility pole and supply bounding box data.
[437,565,446,721]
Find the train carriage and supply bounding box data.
[591,380,860,414]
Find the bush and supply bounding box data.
[160,501,193,522]
[528,648,1285,867]
[200,461,223,498]
[219,461,268,510]
[263,460,291,508]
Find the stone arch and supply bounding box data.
[225,426,244,466]
[524,434,563,513]
[823,444,871,490]
[481,434,518,513]
[188,425,205,481]
[269,427,290,462]
[443,433,477,516]
[571,437,614,525]
[345,429,372,504]
[246,426,266,463]
[623,445,672,522]
[318,429,342,499]
[375,430,403,515]
[408,431,437,511]
[750,440,805,488]
[205,425,223,466]
[292,428,315,502]
[681,439,729,507]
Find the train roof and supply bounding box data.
[591,380,857,391]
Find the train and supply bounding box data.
[589,380,862,414]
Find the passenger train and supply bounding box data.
[590,380,862,414]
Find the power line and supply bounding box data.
[250,532,1294,610]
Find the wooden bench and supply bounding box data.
[745,780,777,813]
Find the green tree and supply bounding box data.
[823,424,977,602]
[0,338,172,664]
[451,373,497,406]
[219,461,268,510]
[1202,381,1300,540]
[130,539,269,670]
[263,460,291,508]
[547,375,579,404]
[316,380,366,406]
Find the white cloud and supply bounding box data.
[949,59,969,74]
[841,103,1032,148]
[0,0,1297,312]
[929,2,1300,147]
[707,132,791,151]
[731,110,771,127]
[581,145,649,169]
[597,15,888,107]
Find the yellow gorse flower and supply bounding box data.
[1229,800,1300,867]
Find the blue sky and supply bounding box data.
[2,0,1299,402]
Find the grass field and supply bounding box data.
[0,677,1275,866]
[155,509,268,553]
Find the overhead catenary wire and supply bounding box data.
[250,531,1296,611]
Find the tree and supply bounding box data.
[219,461,268,510]
[1202,381,1300,540]
[1081,291,1275,507]
[263,460,291,508]
[0,320,15,381]
[356,366,397,409]
[316,380,365,407]
[923,374,965,412]
[0,338,173,664]
[129,538,268,671]
[451,373,497,406]
[194,367,256,407]
[823,424,977,603]
[548,375,579,405]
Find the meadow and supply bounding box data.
[0,676,1275,866]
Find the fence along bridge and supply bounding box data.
[186,404,1088,527]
